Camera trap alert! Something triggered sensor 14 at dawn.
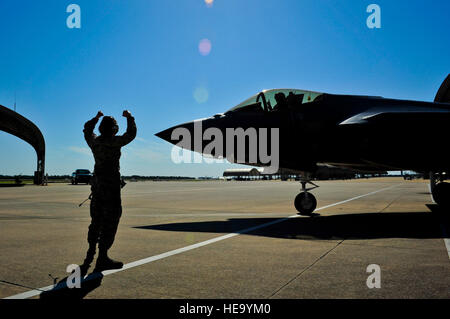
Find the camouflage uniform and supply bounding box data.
[83,115,136,254]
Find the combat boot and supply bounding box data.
[95,255,123,272]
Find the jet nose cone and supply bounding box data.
[155,128,173,143]
[155,121,196,145]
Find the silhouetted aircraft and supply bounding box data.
[156,74,450,215]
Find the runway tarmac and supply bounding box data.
[0,178,449,299]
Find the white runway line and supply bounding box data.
[428,184,450,260]
[4,184,398,299]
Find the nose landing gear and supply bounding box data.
[294,178,319,215]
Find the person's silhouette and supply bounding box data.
[272,92,288,111]
[80,110,136,275]
[287,92,303,109]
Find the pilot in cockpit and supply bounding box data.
[287,91,304,109]
[272,92,288,111]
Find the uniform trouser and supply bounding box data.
[87,173,122,252]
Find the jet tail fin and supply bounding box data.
[435,74,450,103]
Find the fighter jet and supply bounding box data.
[156,74,450,215]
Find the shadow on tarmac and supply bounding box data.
[38,208,449,299]
[135,209,449,241]
[40,273,103,299]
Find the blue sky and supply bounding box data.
[0,0,449,177]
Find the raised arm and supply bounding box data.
[116,110,137,146]
[84,111,103,147]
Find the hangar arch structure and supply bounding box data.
[0,105,45,184]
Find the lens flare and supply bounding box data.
[198,38,212,56]
[193,87,209,104]
[205,0,214,8]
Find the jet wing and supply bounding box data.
[335,104,450,172]
[339,106,450,126]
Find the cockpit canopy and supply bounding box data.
[227,89,323,113]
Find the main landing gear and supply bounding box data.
[294,176,319,216]
[430,172,450,208]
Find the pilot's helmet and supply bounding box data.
[275,92,286,102]
[99,116,119,136]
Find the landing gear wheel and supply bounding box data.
[432,182,450,208]
[295,192,317,216]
